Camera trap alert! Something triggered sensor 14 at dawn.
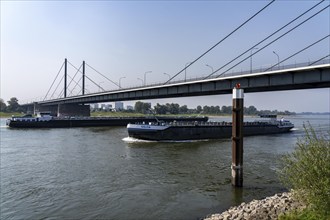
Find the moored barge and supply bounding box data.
[6,112,208,128]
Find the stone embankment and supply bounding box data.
[204,192,305,220]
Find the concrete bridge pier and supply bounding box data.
[23,103,37,115]
[57,103,90,117]
[27,103,90,117]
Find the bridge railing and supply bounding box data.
[220,58,330,78]
[122,58,330,90]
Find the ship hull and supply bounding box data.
[127,123,294,141]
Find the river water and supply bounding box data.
[0,115,329,220]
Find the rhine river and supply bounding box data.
[1,115,329,220]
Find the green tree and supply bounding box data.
[7,97,21,112]
[154,103,167,114]
[196,105,202,113]
[221,105,231,114]
[245,105,258,115]
[142,102,151,114]
[0,98,7,112]
[278,124,330,217]
[134,101,151,114]
[168,103,179,114]
[203,105,210,114]
[179,105,188,114]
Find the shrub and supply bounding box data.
[278,124,330,217]
[279,208,329,220]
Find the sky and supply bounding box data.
[1,0,329,113]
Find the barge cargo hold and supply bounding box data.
[127,115,294,141]
[6,113,208,128]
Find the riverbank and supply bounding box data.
[0,112,23,118]
[204,192,305,220]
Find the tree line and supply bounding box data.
[0,97,22,112]
[0,98,295,115]
[134,101,295,115]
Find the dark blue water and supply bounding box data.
[1,115,329,220]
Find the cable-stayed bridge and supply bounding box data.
[19,0,330,116]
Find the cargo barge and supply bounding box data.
[6,112,208,128]
[127,115,294,141]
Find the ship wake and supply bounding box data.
[122,137,210,143]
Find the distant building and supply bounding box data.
[93,103,99,110]
[115,102,124,111]
[126,105,133,110]
[105,104,112,111]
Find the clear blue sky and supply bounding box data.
[1,0,329,112]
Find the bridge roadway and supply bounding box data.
[31,63,329,106]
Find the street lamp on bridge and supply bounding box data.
[250,47,258,73]
[205,64,214,75]
[119,77,126,88]
[98,81,104,92]
[144,71,152,86]
[185,62,192,82]
[273,51,280,70]
[137,78,143,86]
[163,72,171,80]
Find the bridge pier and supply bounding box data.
[57,104,90,117]
[30,103,90,117]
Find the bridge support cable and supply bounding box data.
[59,74,84,98]
[308,55,330,66]
[215,4,330,78]
[85,75,106,92]
[54,61,84,99]
[50,75,65,99]
[264,35,330,71]
[66,61,84,94]
[85,63,120,88]
[68,75,83,95]
[203,0,326,79]
[163,0,275,84]
[68,76,83,97]
[43,61,65,100]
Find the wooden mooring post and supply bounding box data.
[231,84,244,187]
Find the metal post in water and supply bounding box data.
[231,83,244,187]
[64,58,67,98]
[82,61,85,95]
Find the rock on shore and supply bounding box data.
[204,192,305,220]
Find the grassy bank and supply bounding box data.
[0,112,23,118]
[90,112,210,117]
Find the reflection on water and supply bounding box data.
[0,115,329,220]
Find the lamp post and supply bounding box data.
[144,71,152,86]
[205,64,214,74]
[273,51,280,70]
[119,77,126,88]
[137,78,143,86]
[163,72,171,80]
[185,62,192,82]
[250,47,258,73]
